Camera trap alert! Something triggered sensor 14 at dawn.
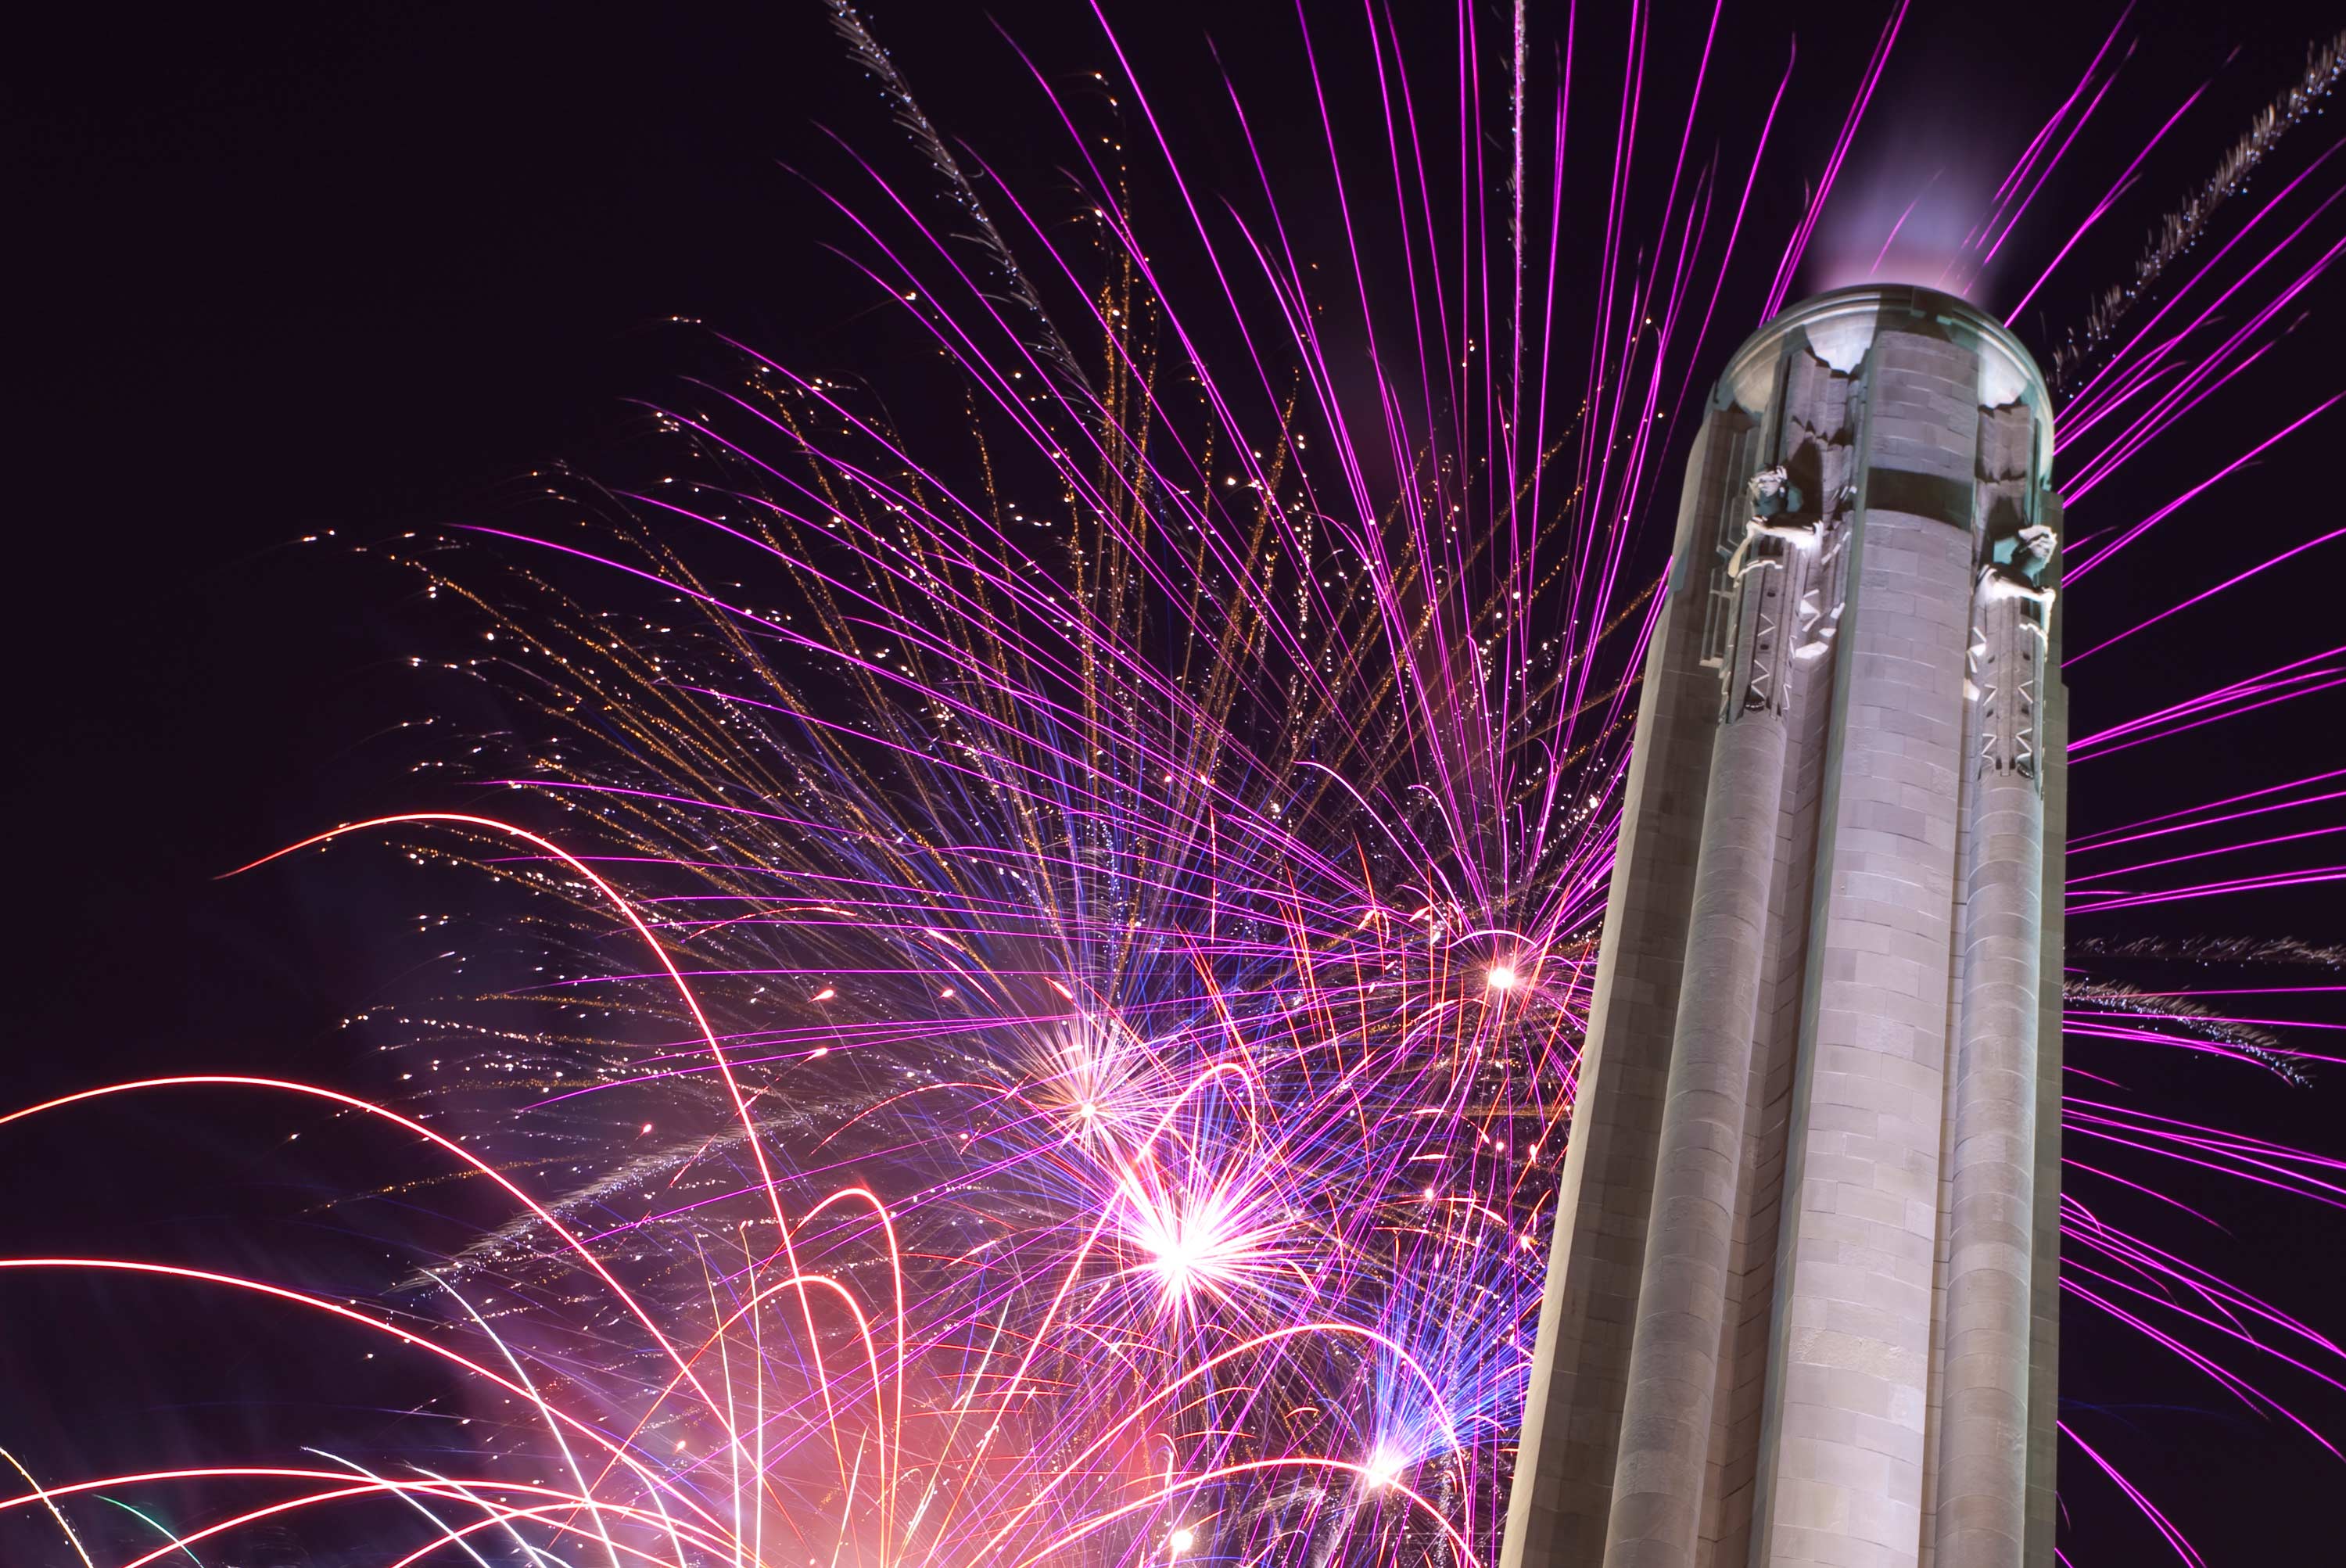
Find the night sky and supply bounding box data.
[9,2,2344,1562]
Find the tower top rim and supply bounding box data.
[1720,285,2054,474]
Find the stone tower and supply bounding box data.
[1501,285,2064,1568]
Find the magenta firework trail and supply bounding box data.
[5,4,2344,1565]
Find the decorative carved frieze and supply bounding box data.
[1719,469,1819,722]
[1970,522,2057,781]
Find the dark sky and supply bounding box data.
[8,2,2344,1562]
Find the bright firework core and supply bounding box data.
[1129,1182,1245,1304]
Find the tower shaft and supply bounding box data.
[1502,286,2064,1568]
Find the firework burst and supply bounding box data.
[8,4,2346,1565]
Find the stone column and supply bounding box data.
[1933,558,2054,1566]
[1603,505,1808,1568]
[1748,319,1981,1568]
[1501,412,1760,1568]
[2024,509,2068,1566]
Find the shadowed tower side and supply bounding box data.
[1501,285,2064,1568]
